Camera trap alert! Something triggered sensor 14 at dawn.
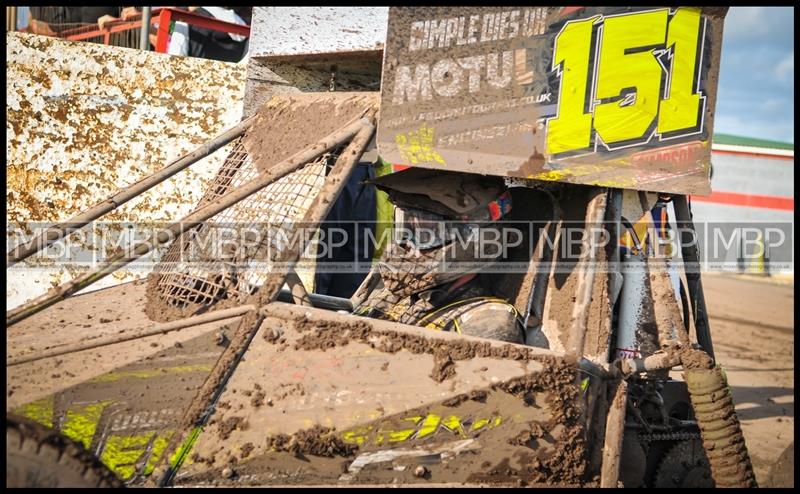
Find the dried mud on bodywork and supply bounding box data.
[242,92,379,175]
[264,425,359,458]
[289,313,561,370]
[172,278,284,431]
[175,313,592,486]
[6,281,232,409]
[9,328,225,484]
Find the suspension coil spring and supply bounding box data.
[682,352,757,488]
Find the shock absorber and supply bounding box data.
[681,349,757,487]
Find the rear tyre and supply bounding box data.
[6,413,124,488]
[654,439,714,488]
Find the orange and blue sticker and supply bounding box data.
[488,190,513,221]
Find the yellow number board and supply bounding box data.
[547,8,706,155]
[377,7,727,195]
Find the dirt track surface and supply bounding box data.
[699,273,794,487]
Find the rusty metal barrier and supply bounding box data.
[18,8,250,54]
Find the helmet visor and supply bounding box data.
[397,208,476,251]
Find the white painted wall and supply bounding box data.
[249,7,388,57]
[691,150,794,274]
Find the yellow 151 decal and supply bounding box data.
[546,8,706,155]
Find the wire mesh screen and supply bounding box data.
[145,137,340,322]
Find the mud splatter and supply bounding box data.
[430,350,456,383]
[442,389,488,407]
[250,390,266,408]
[507,422,547,447]
[240,442,255,459]
[291,315,557,385]
[244,93,376,173]
[264,425,357,458]
[481,357,589,485]
[680,348,714,370]
[217,416,246,441]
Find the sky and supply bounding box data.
[715,7,794,143]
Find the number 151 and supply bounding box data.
[546,8,706,155]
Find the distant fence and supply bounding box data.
[15,7,250,53]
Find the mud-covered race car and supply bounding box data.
[7,6,756,488]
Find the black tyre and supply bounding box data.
[6,413,124,488]
[654,439,714,488]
